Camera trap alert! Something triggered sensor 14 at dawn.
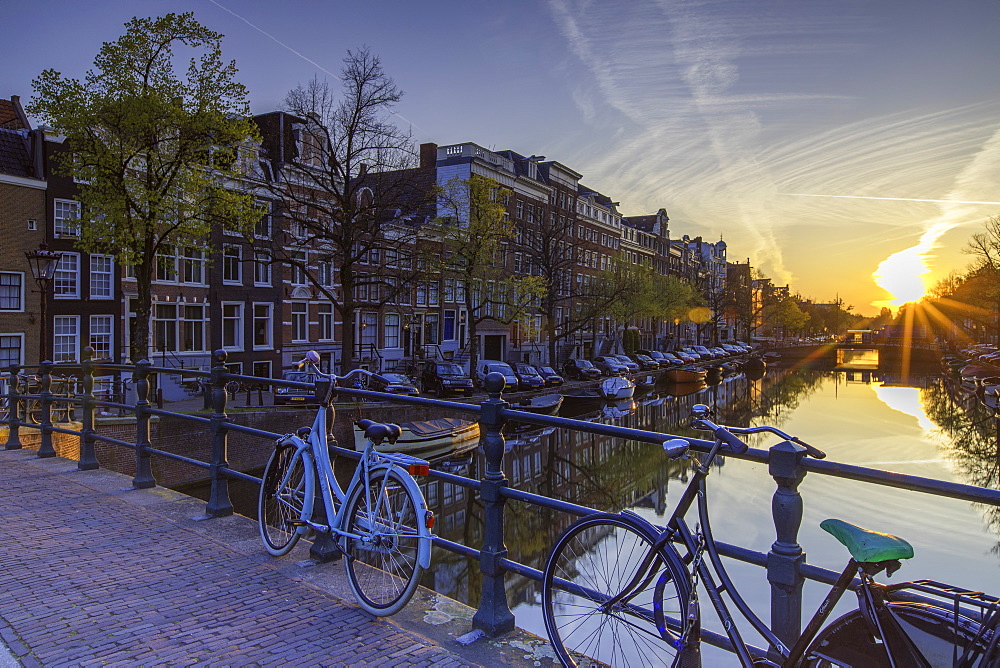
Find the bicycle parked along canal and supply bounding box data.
[541,403,1000,667]
[257,351,435,616]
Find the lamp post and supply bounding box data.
[24,243,62,363]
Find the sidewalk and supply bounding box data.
[0,449,554,666]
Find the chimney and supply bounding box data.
[420,142,438,169]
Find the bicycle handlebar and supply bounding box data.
[296,352,390,388]
[689,403,826,459]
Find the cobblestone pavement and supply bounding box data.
[0,449,481,667]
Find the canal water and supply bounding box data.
[423,365,1000,657]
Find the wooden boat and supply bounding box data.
[560,387,606,415]
[353,417,480,460]
[665,367,708,383]
[510,393,564,416]
[600,376,636,400]
[633,375,657,394]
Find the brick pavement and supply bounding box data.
[0,449,494,667]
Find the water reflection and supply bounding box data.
[420,366,1000,641]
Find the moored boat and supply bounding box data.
[665,367,708,383]
[353,417,480,460]
[600,376,636,400]
[510,393,564,416]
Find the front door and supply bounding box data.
[484,334,505,361]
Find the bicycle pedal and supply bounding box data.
[285,520,308,528]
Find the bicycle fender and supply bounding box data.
[371,464,434,569]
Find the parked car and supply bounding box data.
[512,363,546,391]
[377,372,420,396]
[475,360,519,390]
[563,359,601,380]
[609,354,640,373]
[419,361,475,397]
[627,353,660,371]
[593,356,629,376]
[273,371,317,406]
[535,365,565,387]
[641,351,675,368]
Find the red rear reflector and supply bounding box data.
[408,464,430,476]
[425,512,435,529]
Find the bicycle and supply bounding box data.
[541,403,1000,667]
[257,350,435,616]
[1,375,76,425]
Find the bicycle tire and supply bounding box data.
[542,514,691,667]
[258,445,313,556]
[26,399,41,425]
[225,380,242,396]
[343,468,424,616]
[804,602,991,667]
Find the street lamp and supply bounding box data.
[24,243,62,363]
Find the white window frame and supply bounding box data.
[0,272,24,311]
[52,315,80,362]
[384,313,401,349]
[53,199,81,237]
[221,302,244,351]
[181,304,207,352]
[89,314,114,359]
[252,303,273,350]
[291,302,308,343]
[89,255,114,300]
[253,252,271,286]
[222,245,242,285]
[318,303,334,342]
[53,252,80,299]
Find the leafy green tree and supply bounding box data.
[765,296,810,339]
[962,214,1000,342]
[433,175,546,374]
[29,13,261,362]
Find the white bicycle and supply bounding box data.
[257,351,435,616]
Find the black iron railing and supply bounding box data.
[3,346,1000,657]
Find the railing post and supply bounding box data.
[767,439,808,656]
[201,349,234,518]
[4,364,22,450]
[37,360,56,458]
[132,359,156,489]
[78,347,99,470]
[472,372,515,637]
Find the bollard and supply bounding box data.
[201,349,234,518]
[37,360,56,458]
[132,360,156,489]
[472,371,516,637]
[4,364,22,450]
[78,347,99,470]
[767,438,808,657]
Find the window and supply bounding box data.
[318,303,334,341]
[182,247,205,284]
[89,315,113,359]
[156,247,178,282]
[254,252,271,286]
[384,313,401,348]
[416,284,426,306]
[253,303,272,349]
[252,361,271,380]
[429,282,439,306]
[221,303,243,350]
[53,253,80,299]
[182,305,207,352]
[154,304,177,351]
[0,273,23,311]
[291,303,308,342]
[53,199,81,237]
[0,334,23,368]
[89,256,114,299]
[291,251,308,286]
[317,257,334,287]
[443,279,454,303]
[223,245,242,284]
[254,202,272,238]
[53,316,80,362]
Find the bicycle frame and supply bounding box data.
[272,372,434,570]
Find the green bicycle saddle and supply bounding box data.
[820,519,914,563]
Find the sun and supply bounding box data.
[872,246,928,309]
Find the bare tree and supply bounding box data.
[263,48,434,371]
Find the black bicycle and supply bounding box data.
[541,404,1000,667]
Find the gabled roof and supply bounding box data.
[0,98,29,130]
[0,128,33,177]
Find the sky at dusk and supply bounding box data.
[4,0,999,316]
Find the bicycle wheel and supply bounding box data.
[805,602,990,667]
[258,445,313,556]
[542,514,691,667]
[26,399,41,424]
[343,468,424,616]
